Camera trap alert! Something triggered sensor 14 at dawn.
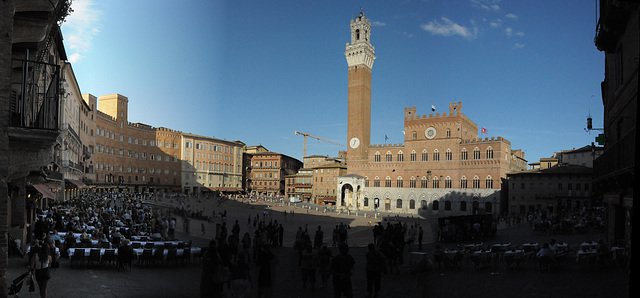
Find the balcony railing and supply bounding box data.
[10,59,60,130]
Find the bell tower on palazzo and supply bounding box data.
[345,11,375,167]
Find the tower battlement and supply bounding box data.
[462,136,511,146]
[371,143,404,148]
[404,102,463,120]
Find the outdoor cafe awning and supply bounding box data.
[31,184,56,199]
[66,179,88,189]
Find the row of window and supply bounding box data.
[185,141,232,154]
[96,144,178,162]
[363,198,489,211]
[192,161,235,172]
[374,148,495,162]
[191,152,232,161]
[514,182,590,191]
[96,163,177,176]
[365,176,494,189]
[252,161,279,167]
[97,127,179,149]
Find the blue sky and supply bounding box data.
[62,0,604,164]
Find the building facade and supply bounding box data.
[2,0,72,291]
[313,164,347,205]
[246,152,302,196]
[507,164,593,216]
[593,0,637,254]
[553,144,603,168]
[181,133,245,195]
[93,94,182,193]
[285,168,313,201]
[338,12,527,216]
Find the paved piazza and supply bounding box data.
[7,195,629,297]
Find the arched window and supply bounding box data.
[433,149,440,161]
[460,201,467,211]
[421,200,428,209]
[396,199,403,208]
[473,175,480,188]
[410,150,417,162]
[421,176,428,188]
[409,199,416,209]
[486,147,494,159]
[461,148,468,160]
[485,202,493,213]
[412,131,417,140]
[396,176,403,188]
[364,176,369,187]
[446,129,451,137]
[432,200,439,211]
[432,176,440,188]
[364,197,369,206]
[397,151,404,162]
[386,151,393,162]
[460,176,468,189]
[486,175,493,188]
[473,147,481,159]
[356,29,360,40]
[445,148,452,160]
[374,152,381,162]
[374,176,380,187]
[410,176,416,188]
[445,176,452,188]
[422,149,428,161]
[385,176,391,187]
[445,200,451,211]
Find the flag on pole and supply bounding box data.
[481,127,488,134]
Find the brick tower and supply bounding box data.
[345,11,375,166]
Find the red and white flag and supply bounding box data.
[481,127,488,134]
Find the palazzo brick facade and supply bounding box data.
[338,12,527,216]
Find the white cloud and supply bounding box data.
[490,19,502,28]
[68,53,84,64]
[515,43,525,48]
[402,32,414,38]
[372,21,387,26]
[62,0,101,63]
[471,0,501,11]
[505,13,518,20]
[420,17,478,39]
[505,27,513,36]
[505,27,524,37]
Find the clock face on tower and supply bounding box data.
[349,137,360,149]
[425,127,437,139]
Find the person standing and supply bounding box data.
[331,243,355,298]
[417,226,424,251]
[201,240,223,298]
[318,243,332,288]
[30,240,52,298]
[314,226,323,249]
[365,243,386,298]
[256,244,275,298]
[300,245,318,290]
[277,224,284,247]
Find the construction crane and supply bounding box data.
[294,131,344,157]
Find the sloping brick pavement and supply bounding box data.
[7,198,629,297]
